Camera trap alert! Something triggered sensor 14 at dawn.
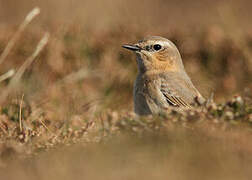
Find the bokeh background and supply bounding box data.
[0,0,251,113]
[0,1,252,179]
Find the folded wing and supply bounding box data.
[159,72,205,108]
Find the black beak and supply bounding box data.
[122,44,141,51]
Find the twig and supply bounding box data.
[0,7,40,66]
[19,94,24,132]
[0,122,7,134]
[39,118,54,135]
[0,32,50,104]
[206,92,215,106]
[0,69,15,82]
[10,32,50,85]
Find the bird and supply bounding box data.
[122,36,205,115]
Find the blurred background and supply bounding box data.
[0,1,252,179]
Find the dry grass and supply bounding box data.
[0,1,251,179]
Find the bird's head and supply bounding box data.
[123,36,184,73]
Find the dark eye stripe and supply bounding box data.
[145,46,151,51]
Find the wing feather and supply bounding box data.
[161,89,191,108]
[159,72,203,108]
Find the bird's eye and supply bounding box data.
[153,44,162,51]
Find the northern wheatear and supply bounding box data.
[122,36,205,115]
